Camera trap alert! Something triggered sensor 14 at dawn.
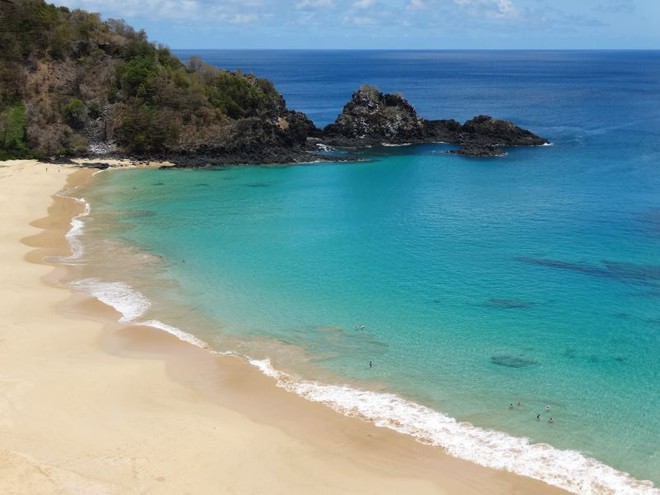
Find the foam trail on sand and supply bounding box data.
[141,319,209,349]
[49,196,90,263]
[69,278,151,324]
[250,358,659,495]
[69,278,210,349]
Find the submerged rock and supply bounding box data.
[491,355,539,368]
[484,298,535,309]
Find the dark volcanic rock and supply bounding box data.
[421,118,463,142]
[319,86,548,157]
[322,85,425,146]
[460,115,549,147]
[449,145,507,157]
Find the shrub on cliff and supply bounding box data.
[0,102,29,159]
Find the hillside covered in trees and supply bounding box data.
[0,0,316,161]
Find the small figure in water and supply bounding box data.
[517,401,521,407]
[545,405,551,411]
[509,403,514,410]
[355,324,366,331]
[536,414,541,421]
[549,417,554,424]
[369,361,373,368]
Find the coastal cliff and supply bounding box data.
[0,0,315,163]
[0,0,547,164]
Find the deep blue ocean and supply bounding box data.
[70,51,660,494]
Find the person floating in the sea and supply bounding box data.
[545,405,551,411]
[536,414,541,421]
[509,403,514,409]
[549,417,554,424]
[369,361,373,368]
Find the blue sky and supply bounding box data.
[53,0,659,49]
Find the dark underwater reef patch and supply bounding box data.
[635,208,660,238]
[483,298,535,309]
[517,257,660,286]
[490,355,538,368]
[563,348,627,364]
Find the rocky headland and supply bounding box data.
[0,0,548,166]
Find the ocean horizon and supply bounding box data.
[65,50,660,494]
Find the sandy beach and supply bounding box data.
[0,159,569,495]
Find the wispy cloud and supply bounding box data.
[295,0,334,9]
[352,0,377,8]
[454,0,520,19]
[406,0,427,11]
[54,0,271,23]
[594,0,635,14]
[49,0,659,49]
[231,13,259,24]
[54,0,200,20]
[344,14,377,25]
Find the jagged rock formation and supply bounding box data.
[323,85,424,145]
[454,115,548,156]
[319,86,548,156]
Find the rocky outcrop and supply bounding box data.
[322,85,424,146]
[319,86,549,157]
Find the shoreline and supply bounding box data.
[0,159,573,494]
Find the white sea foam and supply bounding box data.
[69,277,211,349]
[250,358,659,495]
[140,319,209,349]
[381,142,412,147]
[49,196,90,263]
[69,278,151,323]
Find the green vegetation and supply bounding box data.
[0,103,28,159]
[0,0,306,158]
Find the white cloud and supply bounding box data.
[296,0,334,8]
[406,0,427,11]
[352,0,377,10]
[52,0,271,23]
[54,0,200,20]
[454,0,519,19]
[595,0,635,14]
[231,13,259,24]
[345,14,377,24]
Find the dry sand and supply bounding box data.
[0,159,569,494]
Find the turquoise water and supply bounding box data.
[69,51,660,494]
